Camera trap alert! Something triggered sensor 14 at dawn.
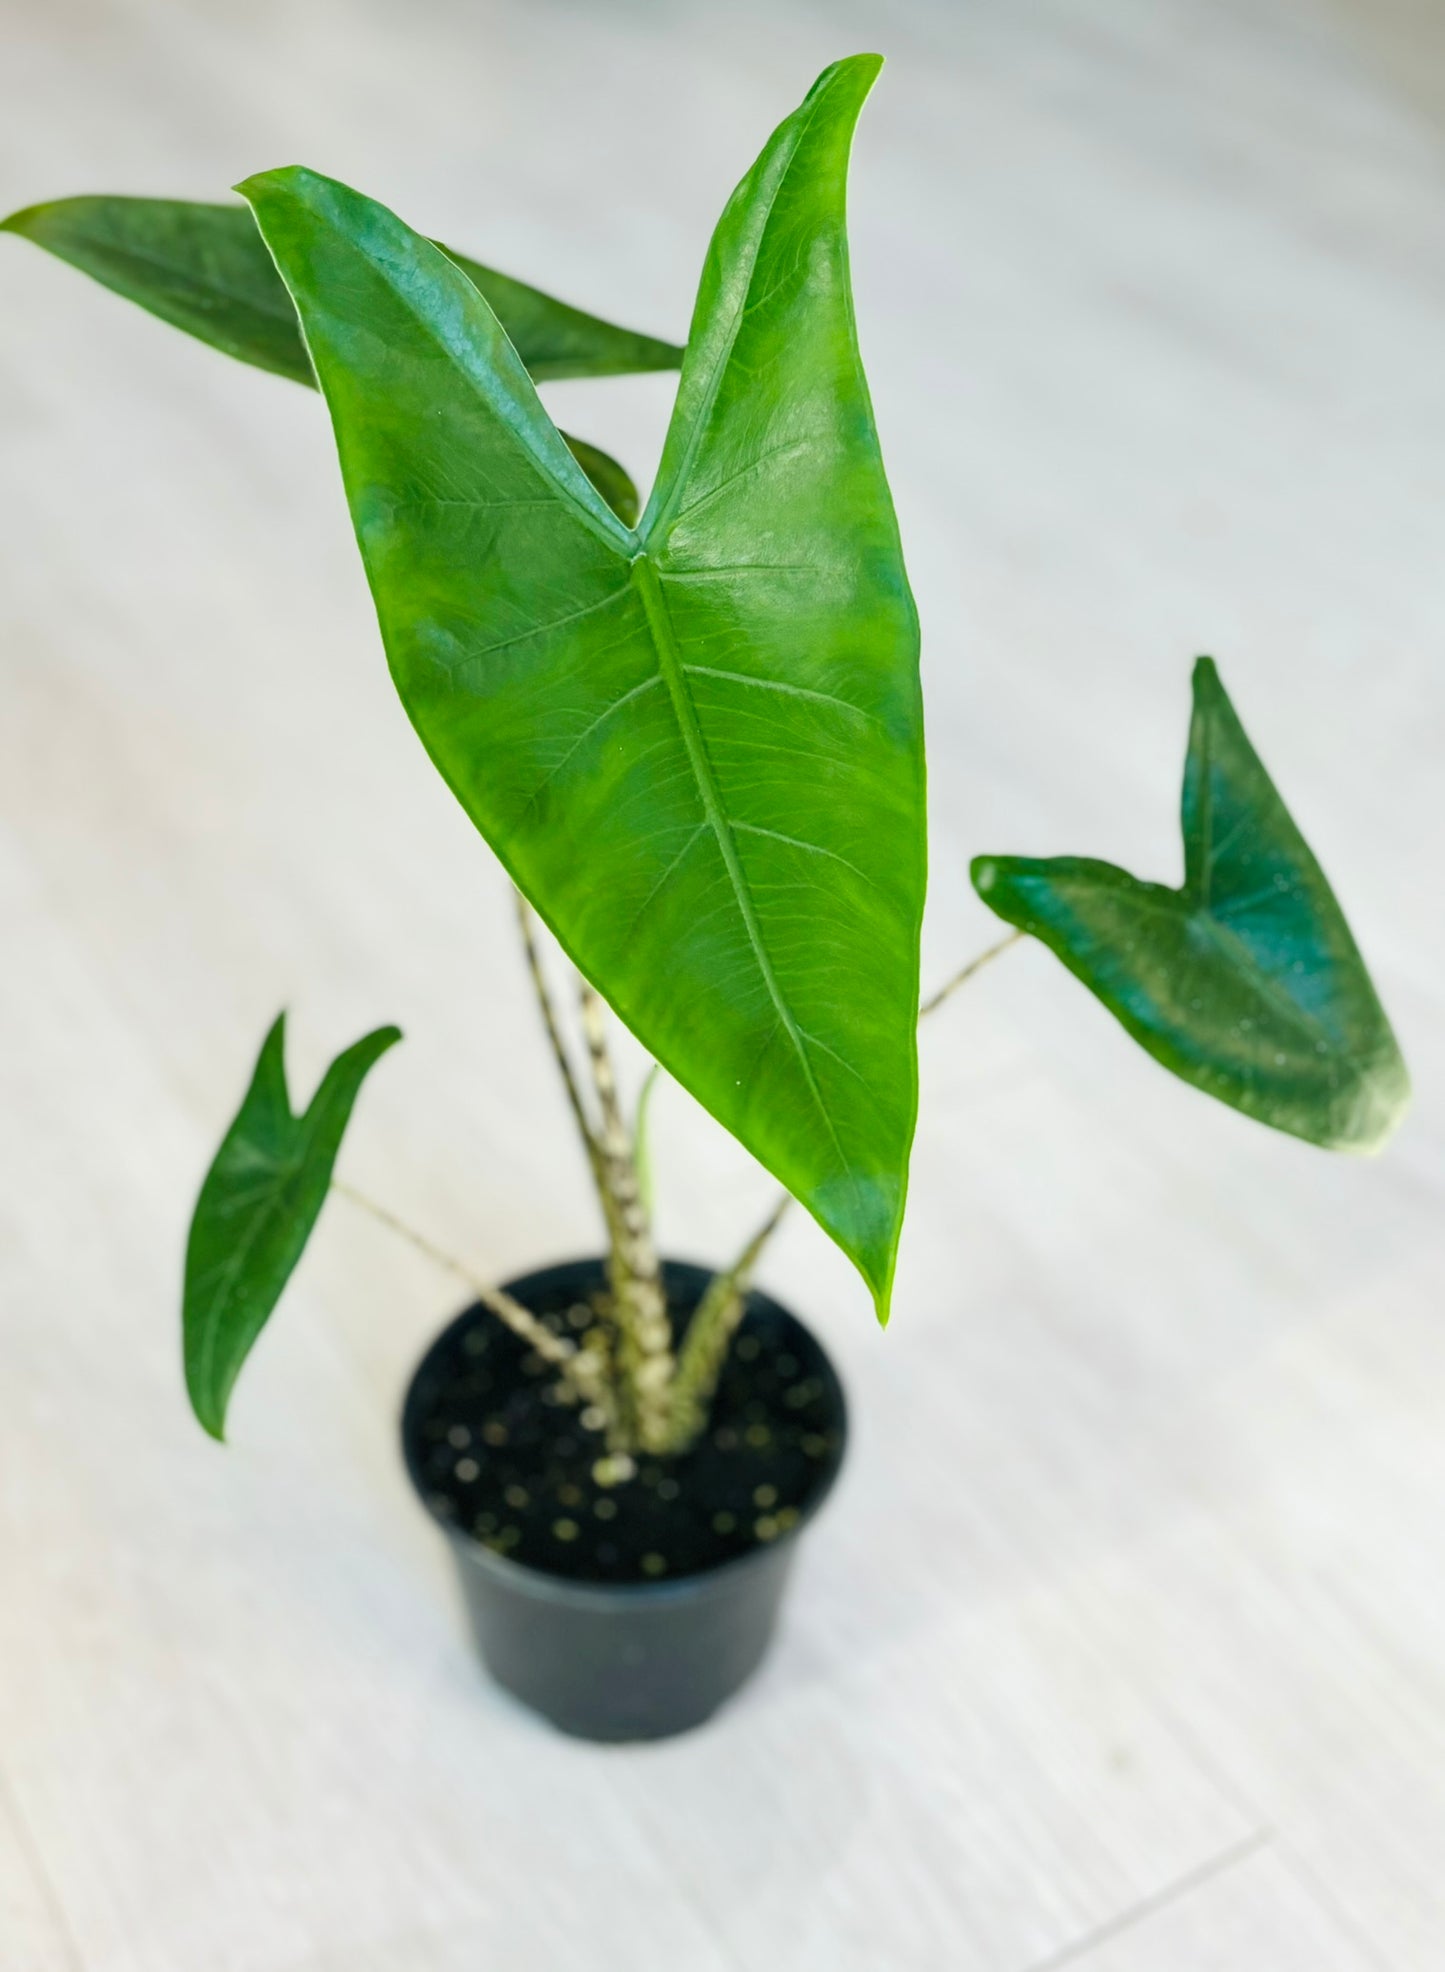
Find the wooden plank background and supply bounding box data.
[1,0,1442,1965]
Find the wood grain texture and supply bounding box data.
[1,0,1442,1966]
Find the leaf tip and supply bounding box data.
[1192,654,1223,699]
[233,167,318,214]
[359,1022,405,1068]
[812,51,885,110]
[863,1218,902,1329]
[970,854,1001,897]
[186,1379,229,1443]
[1342,1049,1413,1155]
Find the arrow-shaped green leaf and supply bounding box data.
[0,194,671,522]
[239,54,926,1318]
[183,1014,401,1439]
[972,658,1409,1152]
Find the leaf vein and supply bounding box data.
[631,554,856,1198]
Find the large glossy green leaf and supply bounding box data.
[0,195,683,384]
[183,1014,401,1439]
[972,658,1409,1151]
[1,195,657,524]
[239,54,926,1318]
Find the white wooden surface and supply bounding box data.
[2,0,1443,1965]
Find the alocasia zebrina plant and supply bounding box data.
[3,55,1409,1464]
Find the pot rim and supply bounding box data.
[400,1254,848,1610]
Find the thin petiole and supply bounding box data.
[919,929,1024,1017]
[514,889,601,1167]
[330,1177,612,1421]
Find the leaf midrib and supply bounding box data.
[1065,875,1342,1057]
[192,1141,297,1408]
[629,554,850,1180]
[1190,909,1339,1055]
[192,1096,333,1405]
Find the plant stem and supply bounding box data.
[330,1178,612,1422]
[918,929,1024,1016]
[498,911,1024,1455]
[577,981,675,1453]
[514,890,602,1168]
[339,905,1023,1462]
[663,1193,791,1454]
[513,891,675,1452]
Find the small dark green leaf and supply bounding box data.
[238,54,926,1320]
[972,658,1409,1151]
[0,195,684,384]
[183,1014,401,1440]
[1,195,662,522]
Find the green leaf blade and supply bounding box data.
[1,194,683,384]
[1,196,661,521]
[436,249,683,383]
[2,196,315,383]
[972,660,1409,1153]
[183,1015,401,1439]
[239,54,925,1317]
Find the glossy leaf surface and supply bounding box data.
[973,659,1408,1151]
[241,55,926,1316]
[0,195,683,384]
[0,196,661,521]
[183,1015,401,1439]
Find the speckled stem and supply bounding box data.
[662,1193,791,1455]
[514,892,604,1179]
[578,981,675,1454]
[514,893,632,1440]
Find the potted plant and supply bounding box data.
[4,54,1409,1741]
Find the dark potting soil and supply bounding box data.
[404,1258,845,1586]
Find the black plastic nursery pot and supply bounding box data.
[401,1256,847,1742]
